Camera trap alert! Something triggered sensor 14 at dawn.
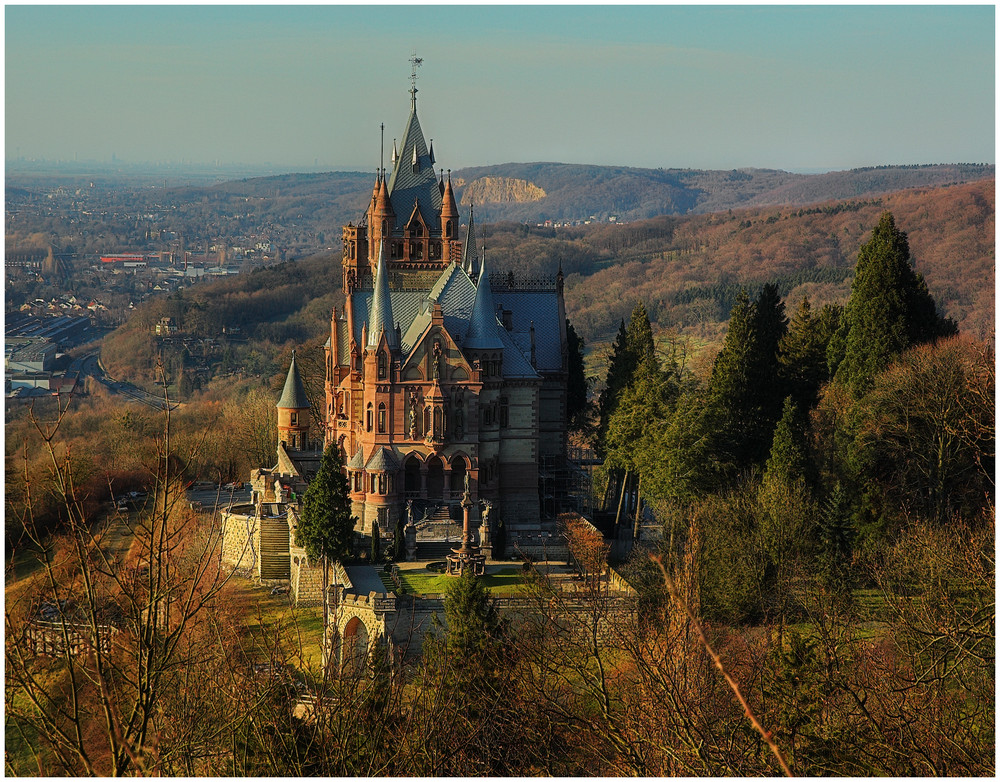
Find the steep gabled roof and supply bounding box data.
[277,353,310,409]
[385,98,442,230]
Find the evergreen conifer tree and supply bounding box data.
[816,482,853,592]
[565,320,588,430]
[443,567,505,673]
[779,296,837,411]
[706,285,788,476]
[296,443,355,563]
[830,211,955,396]
[764,396,811,488]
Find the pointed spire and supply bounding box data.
[429,139,435,165]
[277,351,310,410]
[368,240,398,350]
[441,170,459,229]
[391,138,398,166]
[464,250,504,350]
[463,203,479,277]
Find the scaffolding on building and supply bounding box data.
[539,446,600,521]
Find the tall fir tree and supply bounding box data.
[706,285,788,476]
[296,443,355,563]
[565,319,589,431]
[829,211,955,396]
[764,396,811,488]
[779,296,838,411]
[597,302,658,453]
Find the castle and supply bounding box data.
[317,77,570,540]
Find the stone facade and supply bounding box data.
[324,81,569,541]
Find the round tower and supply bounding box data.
[277,352,311,451]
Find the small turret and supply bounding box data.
[277,352,311,451]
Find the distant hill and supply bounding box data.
[198,163,993,243]
[103,178,993,394]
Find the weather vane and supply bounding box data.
[409,54,423,106]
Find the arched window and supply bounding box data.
[377,352,387,380]
[445,220,453,238]
[381,219,388,234]
[377,402,386,433]
[366,403,373,432]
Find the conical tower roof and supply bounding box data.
[368,240,398,350]
[463,250,503,350]
[277,352,310,410]
[463,203,479,276]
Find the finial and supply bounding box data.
[380,122,384,174]
[409,54,423,109]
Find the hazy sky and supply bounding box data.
[5,4,995,172]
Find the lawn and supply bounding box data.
[393,566,529,597]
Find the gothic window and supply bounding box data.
[377,403,386,434]
[499,397,509,428]
[445,220,453,238]
[381,219,388,235]
[433,407,442,438]
[370,474,377,494]
[378,474,387,494]
[366,403,373,432]
[415,223,423,237]
[378,352,387,380]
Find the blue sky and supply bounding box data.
[5,5,995,172]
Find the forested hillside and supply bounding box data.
[99,179,993,397]
[193,162,992,235]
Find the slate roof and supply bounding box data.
[365,446,400,472]
[493,290,563,372]
[367,242,398,349]
[347,446,365,470]
[463,253,504,350]
[277,354,310,409]
[385,99,441,230]
[350,261,548,380]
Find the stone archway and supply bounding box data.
[426,456,444,500]
[404,455,421,497]
[449,455,467,495]
[342,616,369,675]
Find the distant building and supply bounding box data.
[5,338,57,373]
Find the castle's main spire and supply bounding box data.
[464,250,503,350]
[386,56,441,227]
[368,240,398,350]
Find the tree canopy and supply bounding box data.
[295,443,355,562]
[830,211,956,396]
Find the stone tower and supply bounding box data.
[277,352,311,451]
